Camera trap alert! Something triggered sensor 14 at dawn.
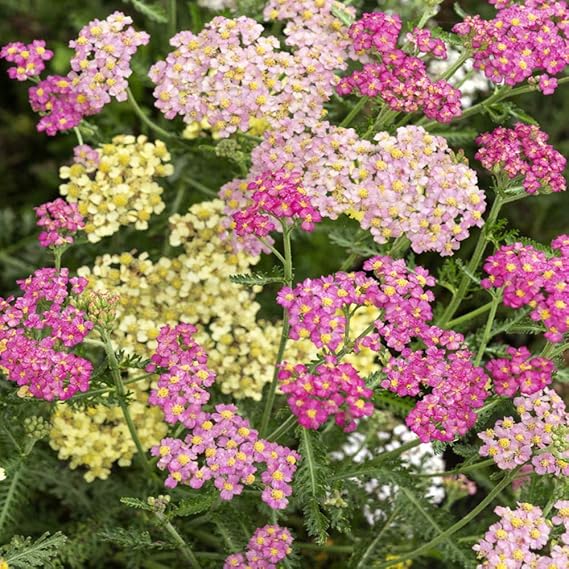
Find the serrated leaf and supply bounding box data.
[2,532,67,568]
[120,497,152,511]
[171,490,216,518]
[122,0,168,22]
[230,269,285,287]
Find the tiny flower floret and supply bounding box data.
[0,40,53,81]
[35,198,85,248]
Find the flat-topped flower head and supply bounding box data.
[224,524,293,569]
[35,198,85,248]
[233,169,322,236]
[476,124,566,194]
[482,237,569,342]
[454,0,569,92]
[0,40,53,81]
[487,346,554,397]
[0,268,93,400]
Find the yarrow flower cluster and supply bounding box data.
[476,124,566,194]
[4,12,148,135]
[278,358,374,432]
[0,40,53,81]
[233,170,321,236]
[68,11,149,110]
[153,404,300,509]
[35,198,85,248]
[454,0,569,93]
[49,384,167,481]
[486,346,554,397]
[223,124,485,256]
[147,324,217,427]
[59,135,172,242]
[473,501,569,568]
[150,16,339,138]
[277,255,489,440]
[0,268,93,400]
[338,12,462,123]
[481,237,569,342]
[479,388,569,476]
[224,524,293,569]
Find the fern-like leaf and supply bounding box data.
[1,532,67,568]
[0,459,28,539]
[119,497,152,511]
[295,429,331,544]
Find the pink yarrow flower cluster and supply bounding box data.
[278,358,374,432]
[0,268,93,400]
[35,198,85,248]
[147,324,216,427]
[222,124,485,257]
[486,346,554,397]
[479,388,569,476]
[150,16,338,138]
[73,144,100,169]
[224,524,293,569]
[454,0,569,93]
[407,28,447,59]
[337,12,462,123]
[147,324,299,508]
[473,502,569,568]
[233,170,321,236]
[481,237,569,342]
[3,12,147,136]
[0,40,53,81]
[476,124,566,194]
[152,404,300,509]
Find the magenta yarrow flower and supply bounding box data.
[474,501,569,569]
[152,404,299,509]
[454,0,569,93]
[337,12,462,123]
[0,268,93,400]
[224,524,293,569]
[147,324,299,509]
[479,388,569,477]
[476,124,566,194]
[278,255,489,441]
[482,237,569,342]
[486,346,554,397]
[232,170,322,237]
[35,198,85,248]
[278,358,374,432]
[0,40,53,81]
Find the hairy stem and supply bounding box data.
[155,511,203,569]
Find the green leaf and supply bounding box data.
[119,497,153,511]
[295,429,331,544]
[171,490,216,518]
[0,459,28,539]
[1,532,67,568]
[230,269,285,287]
[122,0,168,23]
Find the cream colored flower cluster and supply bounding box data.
[49,386,167,481]
[59,135,173,242]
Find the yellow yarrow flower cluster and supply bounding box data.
[49,386,167,482]
[59,135,173,242]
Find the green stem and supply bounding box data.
[445,301,493,329]
[54,249,63,271]
[356,506,401,568]
[100,330,152,475]
[127,87,174,140]
[259,224,294,437]
[298,543,353,553]
[439,51,471,82]
[258,236,286,265]
[438,194,505,326]
[331,439,421,481]
[474,292,501,366]
[156,512,203,569]
[73,126,84,146]
[184,177,217,197]
[413,458,496,478]
[373,469,518,569]
[340,97,368,128]
[267,413,296,441]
